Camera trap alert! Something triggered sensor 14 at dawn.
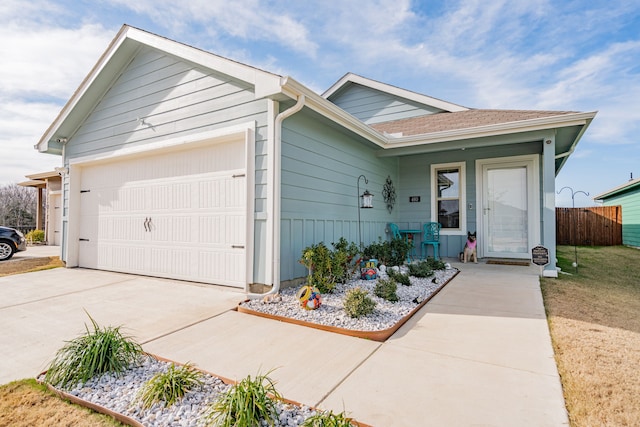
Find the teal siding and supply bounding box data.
[280,109,398,281]
[398,143,542,258]
[603,189,640,247]
[66,47,267,158]
[328,83,442,125]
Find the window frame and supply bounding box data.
[431,162,466,236]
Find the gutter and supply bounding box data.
[247,91,306,299]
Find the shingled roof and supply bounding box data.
[370,109,579,137]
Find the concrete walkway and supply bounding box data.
[0,261,568,426]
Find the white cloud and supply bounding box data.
[0,3,115,184]
[107,0,318,57]
[0,99,63,184]
[0,23,114,99]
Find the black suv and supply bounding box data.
[0,226,27,261]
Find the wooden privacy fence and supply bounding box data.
[556,206,622,246]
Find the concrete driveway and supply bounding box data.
[0,262,568,426]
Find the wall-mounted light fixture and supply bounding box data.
[357,174,373,248]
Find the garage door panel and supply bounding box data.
[112,186,145,212]
[198,180,222,208]
[150,248,192,277]
[100,216,147,241]
[77,140,247,288]
[225,177,246,208]
[225,214,246,244]
[106,245,146,272]
[199,249,245,287]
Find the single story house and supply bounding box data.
[594,176,640,248]
[18,171,63,245]
[35,25,596,291]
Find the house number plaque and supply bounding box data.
[531,245,549,266]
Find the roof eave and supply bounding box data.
[593,177,640,200]
[18,179,47,188]
[24,171,62,180]
[553,113,596,175]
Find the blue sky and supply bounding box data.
[2,0,639,207]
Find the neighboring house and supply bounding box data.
[594,177,640,248]
[18,171,63,245]
[35,25,596,290]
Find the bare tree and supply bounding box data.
[0,183,37,230]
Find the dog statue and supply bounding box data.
[459,231,478,263]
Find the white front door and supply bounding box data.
[477,156,539,259]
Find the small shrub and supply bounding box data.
[44,313,145,389]
[303,409,356,426]
[374,278,399,302]
[387,268,411,286]
[203,371,281,427]
[136,362,203,408]
[343,287,376,318]
[363,237,412,267]
[299,239,359,293]
[362,239,388,264]
[331,237,360,282]
[388,237,413,266]
[424,257,447,271]
[408,260,434,278]
[25,229,45,243]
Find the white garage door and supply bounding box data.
[77,140,247,288]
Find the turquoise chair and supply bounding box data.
[421,222,441,260]
[388,223,401,239]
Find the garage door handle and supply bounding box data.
[231,245,244,249]
[232,174,245,178]
[144,217,151,232]
[79,238,89,241]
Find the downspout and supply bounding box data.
[58,138,70,263]
[247,92,306,299]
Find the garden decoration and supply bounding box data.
[296,285,322,310]
[360,258,378,280]
[382,175,396,213]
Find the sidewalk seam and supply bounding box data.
[0,278,137,310]
[313,341,384,408]
[140,309,235,345]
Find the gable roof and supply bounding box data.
[36,24,284,154]
[323,73,469,113]
[594,177,640,200]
